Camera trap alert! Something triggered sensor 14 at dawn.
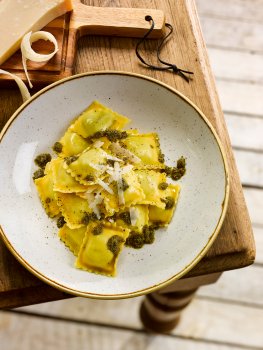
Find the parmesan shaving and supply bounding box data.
[129,207,139,226]
[121,164,134,174]
[105,154,123,162]
[114,162,125,206]
[97,178,114,195]
[21,31,59,88]
[84,187,96,195]
[106,164,133,184]
[86,192,103,219]
[0,69,30,102]
[110,142,141,164]
[93,140,104,148]
[99,149,122,162]
[89,162,107,173]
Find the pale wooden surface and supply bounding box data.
[0,0,262,348]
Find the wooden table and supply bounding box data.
[0,0,255,333]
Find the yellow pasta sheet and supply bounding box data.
[149,184,180,225]
[76,222,129,276]
[69,100,130,138]
[59,225,87,256]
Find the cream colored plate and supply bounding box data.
[0,72,229,299]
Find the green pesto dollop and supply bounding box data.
[34,153,51,168]
[177,156,186,169]
[125,224,160,249]
[85,174,95,182]
[53,141,63,153]
[125,231,144,249]
[81,212,98,225]
[88,129,128,142]
[107,235,124,255]
[158,152,165,163]
[118,211,131,226]
[65,155,78,165]
[92,223,103,235]
[57,216,66,228]
[32,168,45,180]
[162,156,186,181]
[142,225,155,244]
[162,196,175,210]
[172,156,186,180]
[158,182,168,190]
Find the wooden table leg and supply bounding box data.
[140,272,222,333]
[140,287,198,333]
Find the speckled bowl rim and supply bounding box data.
[0,71,230,299]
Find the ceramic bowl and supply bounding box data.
[0,72,229,299]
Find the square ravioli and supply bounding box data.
[116,205,149,232]
[34,173,60,218]
[69,100,130,138]
[101,169,145,216]
[64,147,109,185]
[149,184,180,225]
[59,225,87,256]
[135,170,167,208]
[52,158,89,193]
[56,192,93,229]
[55,130,90,157]
[75,223,129,276]
[121,133,164,167]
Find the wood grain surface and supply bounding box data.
[0,0,255,308]
[0,0,165,87]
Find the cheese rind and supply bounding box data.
[0,0,73,65]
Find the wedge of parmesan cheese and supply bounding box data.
[0,0,73,65]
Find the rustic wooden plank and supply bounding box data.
[208,48,263,83]
[16,295,263,348]
[244,189,263,225]
[225,113,263,150]
[198,16,263,53]
[196,0,263,22]
[216,80,263,116]
[0,311,250,350]
[233,149,263,187]
[175,298,263,348]
[198,265,263,306]
[253,226,263,263]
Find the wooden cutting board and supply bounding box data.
[0,0,165,88]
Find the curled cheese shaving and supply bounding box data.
[0,69,30,102]
[129,207,139,226]
[21,31,58,88]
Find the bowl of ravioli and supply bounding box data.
[0,72,229,299]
